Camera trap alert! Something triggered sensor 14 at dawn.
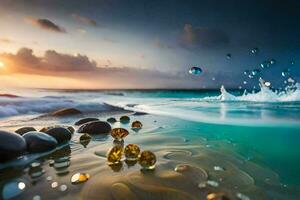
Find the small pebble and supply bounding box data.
[59,184,68,192]
[51,182,58,188]
[32,195,41,200]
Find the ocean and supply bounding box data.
[0,84,300,199]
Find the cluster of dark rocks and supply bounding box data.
[0,113,133,163]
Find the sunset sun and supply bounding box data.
[0,61,4,68]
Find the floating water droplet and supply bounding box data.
[212,77,216,81]
[238,86,242,89]
[250,47,258,54]
[32,195,41,200]
[264,81,271,87]
[251,69,260,76]
[51,182,58,188]
[189,66,202,75]
[236,192,250,200]
[124,144,141,161]
[243,81,247,85]
[138,151,156,170]
[248,74,254,79]
[270,59,276,65]
[291,60,295,65]
[282,69,290,77]
[243,70,250,75]
[226,53,231,59]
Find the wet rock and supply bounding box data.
[0,131,27,162]
[75,118,99,126]
[15,127,36,135]
[78,121,111,135]
[120,115,130,124]
[45,127,72,144]
[67,126,75,134]
[23,131,57,153]
[132,112,148,116]
[50,108,82,116]
[79,133,92,148]
[107,117,117,124]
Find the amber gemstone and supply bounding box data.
[107,145,123,164]
[138,151,156,170]
[131,121,143,130]
[207,193,230,200]
[120,116,130,123]
[111,128,129,140]
[80,133,92,148]
[71,173,90,184]
[124,144,141,161]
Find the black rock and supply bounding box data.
[50,108,82,117]
[75,118,99,126]
[45,127,72,144]
[0,130,27,162]
[23,131,57,153]
[15,127,36,135]
[120,115,130,124]
[78,121,111,135]
[107,117,117,124]
[66,126,75,134]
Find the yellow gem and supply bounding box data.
[120,116,130,123]
[111,128,129,140]
[138,151,156,170]
[131,121,143,130]
[107,145,123,164]
[206,193,230,200]
[124,144,141,161]
[71,173,90,184]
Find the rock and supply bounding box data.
[75,118,99,126]
[78,121,111,135]
[50,108,82,117]
[67,126,75,134]
[0,130,27,162]
[120,115,130,124]
[23,131,57,153]
[107,117,117,124]
[15,127,36,135]
[45,127,72,144]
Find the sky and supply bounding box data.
[0,0,299,89]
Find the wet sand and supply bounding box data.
[0,112,299,200]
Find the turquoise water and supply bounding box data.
[1,86,300,187]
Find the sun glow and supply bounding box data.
[0,61,5,68]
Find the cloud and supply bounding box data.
[72,14,97,26]
[181,24,230,49]
[0,38,14,44]
[27,18,66,33]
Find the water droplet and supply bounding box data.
[264,81,271,87]
[243,81,247,85]
[236,192,250,200]
[110,128,129,140]
[251,69,260,76]
[138,151,156,170]
[226,53,231,59]
[124,144,141,161]
[250,47,258,54]
[212,77,216,81]
[32,195,41,200]
[206,180,219,187]
[282,69,290,77]
[59,184,68,192]
[18,182,26,190]
[51,182,58,188]
[107,145,123,165]
[244,70,250,75]
[248,74,254,79]
[238,86,242,89]
[189,66,203,75]
[213,166,225,171]
[71,173,90,184]
[270,59,276,65]
[291,60,295,65]
[288,77,295,83]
